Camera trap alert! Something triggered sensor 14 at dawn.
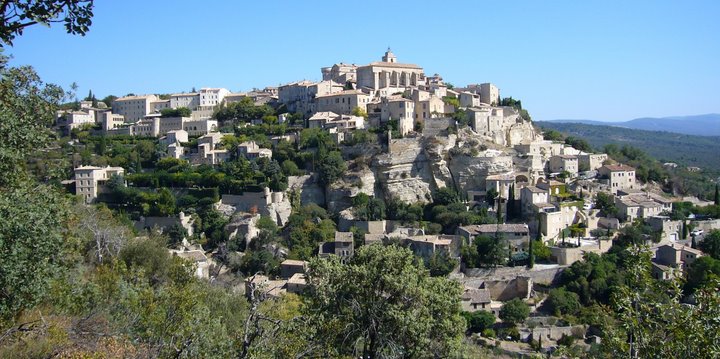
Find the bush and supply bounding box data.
[557,334,575,346]
[481,328,496,338]
[497,326,520,341]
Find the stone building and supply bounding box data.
[74,165,125,203]
[458,224,530,252]
[548,155,579,177]
[356,49,425,96]
[315,90,372,114]
[321,62,358,84]
[598,164,636,194]
[578,153,608,171]
[464,83,500,106]
[112,94,160,122]
[319,231,355,263]
[170,92,200,110]
[237,141,272,160]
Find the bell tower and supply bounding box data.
[382,47,397,63]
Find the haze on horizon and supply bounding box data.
[6,0,719,122]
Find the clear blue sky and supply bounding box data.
[6,0,720,121]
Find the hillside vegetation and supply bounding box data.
[537,121,720,174]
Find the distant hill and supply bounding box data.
[548,114,720,136]
[536,121,720,173]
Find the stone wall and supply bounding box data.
[287,174,325,207]
[481,276,532,301]
[422,117,454,137]
[522,325,587,342]
[463,265,566,286]
[693,219,720,232]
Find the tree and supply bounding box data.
[543,129,564,141]
[0,181,70,321]
[304,245,465,358]
[685,256,720,293]
[166,222,188,248]
[528,232,535,268]
[462,234,507,268]
[506,184,516,220]
[0,0,94,46]
[434,187,460,205]
[427,250,458,277]
[715,184,719,206]
[351,106,368,119]
[546,288,581,316]
[499,298,529,325]
[603,246,720,358]
[160,107,191,117]
[0,57,74,322]
[462,310,496,333]
[486,188,498,208]
[595,192,617,216]
[101,94,117,107]
[317,150,346,185]
[77,204,130,264]
[699,230,720,259]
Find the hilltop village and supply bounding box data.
[56,50,720,355]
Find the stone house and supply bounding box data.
[646,215,682,242]
[74,165,125,203]
[280,259,307,279]
[319,231,355,262]
[170,249,210,279]
[548,155,579,177]
[458,224,529,252]
[598,164,636,194]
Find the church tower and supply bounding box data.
[382,48,397,63]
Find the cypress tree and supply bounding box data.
[715,184,719,206]
[507,184,516,220]
[528,233,535,268]
[682,221,688,239]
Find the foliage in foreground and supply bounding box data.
[304,244,466,358]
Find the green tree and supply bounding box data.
[166,222,187,248]
[434,187,460,205]
[101,94,117,107]
[351,106,368,119]
[543,129,564,141]
[0,58,73,322]
[0,182,69,321]
[427,250,458,277]
[304,245,465,358]
[160,107,191,117]
[603,246,720,358]
[462,234,507,268]
[546,288,581,316]
[715,184,719,206]
[461,310,496,333]
[685,256,720,293]
[699,230,720,259]
[317,150,346,185]
[0,0,94,46]
[499,298,530,325]
[595,192,617,216]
